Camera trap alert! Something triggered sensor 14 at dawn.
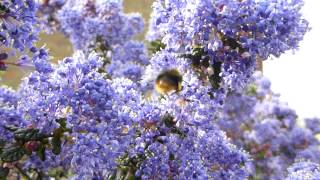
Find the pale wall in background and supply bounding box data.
[264,0,320,118]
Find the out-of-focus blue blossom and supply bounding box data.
[218,72,320,179]
[0,107,27,141]
[111,41,149,65]
[36,0,67,32]
[286,161,320,180]
[0,86,19,105]
[108,61,144,81]
[305,118,320,134]
[0,87,27,141]
[107,41,149,81]
[58,0,144,50]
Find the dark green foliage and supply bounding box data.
[13,128,45,142]
[149,40,166,54]
[0,167,9,179]
[0,146,26,162]
[37,143,46,161]
[209,61,222,90]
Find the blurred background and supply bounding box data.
[0,0,153,88]
[0,0,319,118]
[264,0,320,119]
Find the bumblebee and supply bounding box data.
[155,69,182,95]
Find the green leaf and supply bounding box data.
[56,118,67,129]
[149,40,166,54]
[116,166,129,180]
[124,169,136,180]
[0,167,9,179]
[108,171,117,180]
[3,125,19,132]
[51,136,61,155]
[37,144,46,161]
[209,62,222,90]
[0,146,25,162]
[0,139,5,148]
[14,128,45,142]
[246,84,257,96]
[169,153,175,161]
[256,151,265,160]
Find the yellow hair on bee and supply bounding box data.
[155,69,182,95]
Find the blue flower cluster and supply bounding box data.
[0,49,249,178]
[148,0,309,91]
[218,73,320,179]
[36,0,66,32]
[0,0,38,51]
[0,0,39,69]
[107,41,149,81]
[134,51,248,179]
[15,51,141,177]
[0,0,315,179]
[286,161,320,180]
[58,0,144,50]
[149,0,308,57]
[0,87,27,141]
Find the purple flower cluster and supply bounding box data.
[0,0,38,51]
[286,161,320,180]
[0,87,27,141]
[0,49,248,179]
[133,51,248,179]
[0,0,39,69]
[15,51,141,177]
[148,0,309,91]
[218,73,320,179]
[149,0,308,57]
[0,0,315,179]
[36,0,66,32]
[58,0,144,50]
[107,41,149,81]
